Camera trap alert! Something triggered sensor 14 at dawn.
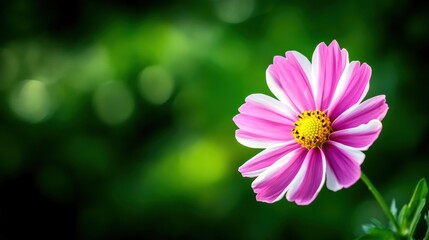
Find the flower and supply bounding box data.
[233,40,388,205]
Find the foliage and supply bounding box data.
[359,179,428,240]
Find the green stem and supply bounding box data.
[361,172,400,232]
[424,215,429,240]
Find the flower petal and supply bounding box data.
[239,141,301,177]
[323,141,364,191]
[238,94,296,123]
[235,130,283,149]
[267,51,315,113]
[311,40,349,110]
[330,120,382,151]
[333,95,388,130]
[286,148,326,205]
[251,148,307,203]
[233,94,296,149]
[328,62,372,120]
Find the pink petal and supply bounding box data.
[239,141,301,177]
[233,94,296,149]
[238,94,296,124]
[328,62,371,120]
[333,95,388,130]
[234,115,291,140]
[251,148,307,203]
[267,51,315,113]
[330,120,382,151]
[286,148,326,205]
[323,141,364,191]
[311,40,349,110]
[235,130,285,149]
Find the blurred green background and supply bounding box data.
[0,0,428,239]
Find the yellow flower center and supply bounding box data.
[292,110,332,149]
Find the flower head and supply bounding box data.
[233,40,388,205]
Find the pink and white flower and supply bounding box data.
[233,40,388,205]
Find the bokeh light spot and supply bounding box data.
[138,65,174,105]
[9,80,52,123]
[68,46,113,92]
[93,81,135,125]
[178,139,228,188]
[214,0,255,24]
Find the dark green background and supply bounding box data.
[0,0,428,239]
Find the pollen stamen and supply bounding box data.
[292,110,332,149]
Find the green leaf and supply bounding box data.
[363,219,385,233]
[357,228,397,240]
[363,223,376,234]
[397,204,407,229]
[423,212,429,240]
[398,178,428,237]
[391,199,398,220]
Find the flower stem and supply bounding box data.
[361,172,400,232]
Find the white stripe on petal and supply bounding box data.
[251,148,304,187]
[332,95,388,130]
[330,120,382,151]
[266,68,295,111]
[310,43,322,109]
[288,50,313,86]
[311,40,350,110]
[315,149,327,199]
[245,93,296,121]
[286,148,326,205]
[328,141,365,165]
[235,133,285,149]
[323,141,363,191]
[329,61,357,111]
[285,151,311,202]
[239,140,299,177]
[251,148,307,203]
[326,163,342,192]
